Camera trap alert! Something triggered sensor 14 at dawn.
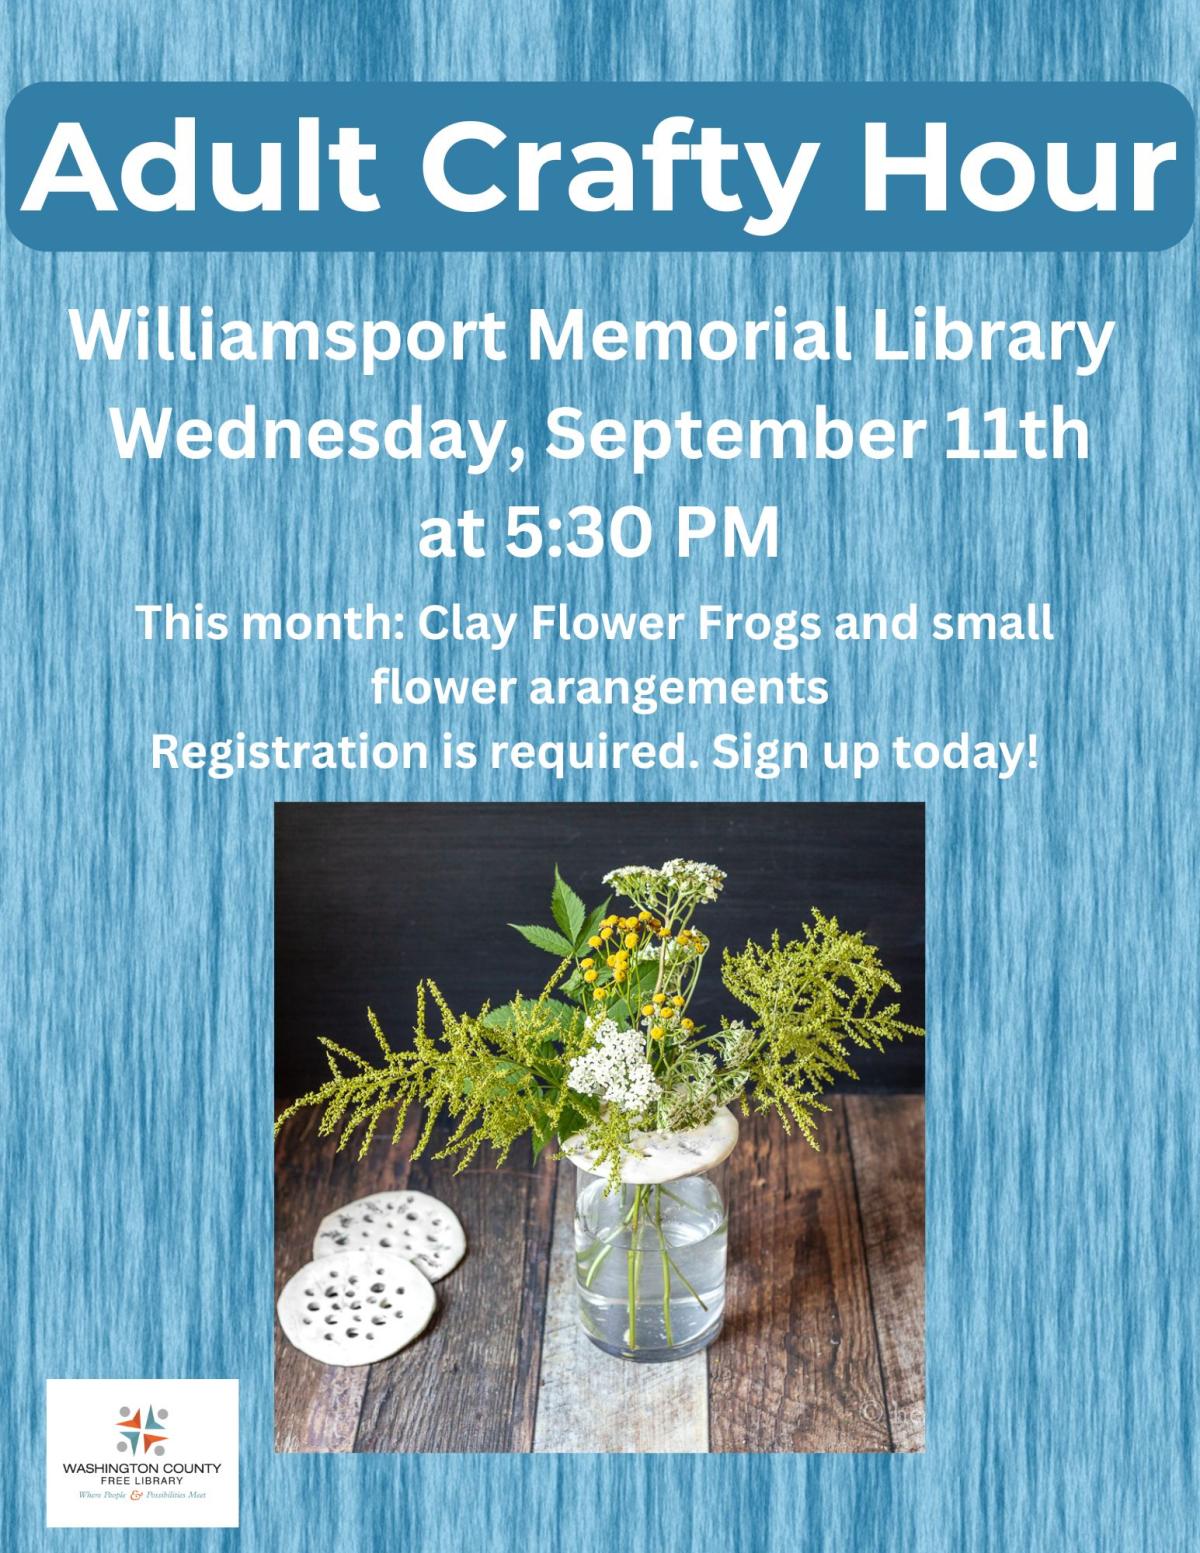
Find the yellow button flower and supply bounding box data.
[583,969,597,983]
[650,1025,664,1039]
[672,995,685,1006]
[600,927,613,940]
[624,932,638,949]
[638,911,652,923]
[641,1004,655,1017]
[593,988,606,1001]
[588,935,602,949]
[682,1017,695,1030]
[580,957,594,969]
[652,992,665,1004]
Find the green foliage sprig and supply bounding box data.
[273,975,597,1168]
[719,912,923,1147]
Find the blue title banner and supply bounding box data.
[5,81,1194,252]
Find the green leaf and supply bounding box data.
[493,1059,534,1088]
[509,922,574,957]
[550,868,587,944]
[484,996,578,1032]
[556,1103,589,1144]
[577,898,611,948]
[482,1001,518,1030]
[544,999,584,1032]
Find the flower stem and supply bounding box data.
[655,1187,674,1346]
[581,1198,638,1287]
[663,1252,709,1311]
[627,1185,643,1351]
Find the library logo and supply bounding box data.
[114,1403,170,1455]
[46,1379,238,1528]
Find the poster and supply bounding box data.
[3,8,1195,1550]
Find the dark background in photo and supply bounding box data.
[274,801,925,1099]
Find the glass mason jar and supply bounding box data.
[574,1170,728,1361]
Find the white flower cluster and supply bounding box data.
[601,864,659,898]
[660,857,726,903]
[567,1019,662,1116]
[602,858,727,908]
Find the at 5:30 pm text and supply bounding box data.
[417,503,780,559]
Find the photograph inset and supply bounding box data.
[274,802,925,1453]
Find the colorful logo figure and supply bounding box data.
[114,1405,169,1456]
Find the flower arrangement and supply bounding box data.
[275,857,922,1186]
[276,857,921,1360]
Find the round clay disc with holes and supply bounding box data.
[562,1106,740,1184]
[312,1190,466,1282]
[277,1250,436,1366]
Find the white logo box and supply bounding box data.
[45,1378,238,1528]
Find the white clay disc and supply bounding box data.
[277,1250,436,1366]
[313,1190,466,1282]
[562,1105,739,1184]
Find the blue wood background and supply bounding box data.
[2,2,1196,1549]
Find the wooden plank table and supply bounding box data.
[274,1095,924,1453]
